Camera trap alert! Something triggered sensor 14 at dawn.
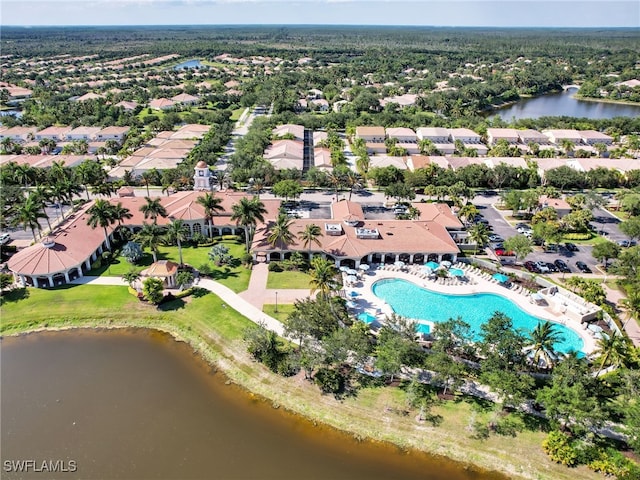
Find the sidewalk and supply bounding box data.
[239,261,316,309]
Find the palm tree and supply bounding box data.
[49,182,69,220]
[528,321,562,369]
[196,193,224,237]
[12,194,47,242]
[86,199,116,251]
[91,182,116,198]
[165,219,189,266]
[595,332,633,376]
[122,269,140,288]
[457,203,480,226]
[267,213,295,252]
[468,223,490,256]
[620,292,640,330]
[31,185,53,231]
[13,164,35,188]
[308,256,339,298]
[135,223,166,263]
[140,197,167,224]
[299,223,323,260]
[231,196,267,253]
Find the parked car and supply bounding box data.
[488,234,504,242]
[524,261,540,273]
[576,261,592,273]
[545,243,559,253]
[617,239,637,248]
[515,223,529,229]
[494,248,514,256]
[545,262,558,273]
[554,259,571,273]
[534,261,550,273]
[517,226,532,234]
[0,233,10,245]
[565,242,579,252]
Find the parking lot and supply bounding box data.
[473,194,610,275]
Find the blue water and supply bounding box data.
[174,59,202,70]
[372,279,583,354]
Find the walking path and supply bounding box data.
[69,268,310,338]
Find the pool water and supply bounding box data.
[372,279,583,354]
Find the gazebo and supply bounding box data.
[140,260,179,287]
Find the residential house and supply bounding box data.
[0,126,38,143]
[539,195,571,218]
[415,127,455,155]
[449,128,488,155]
[386,127,419,154]
[171,93,199,106]
[96,126,130,142]
[272,124,305,141]
[66,126,102,141]
[355,126,386,154]
[486,128,520,145]
[34,126,73,142]
[149,98,176,110]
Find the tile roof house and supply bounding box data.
[34,126,73,142]
[486,128,520,145]
[149,98,176,110]
[272,124,305,141]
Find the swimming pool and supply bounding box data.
[372,278,583,354]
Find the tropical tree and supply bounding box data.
[86,199,116,251]
[527,321,563,369]
[196,192,224,237]
[620,292,640,330]
[165,219,189,266]
[620,216,640,244]
[142,277,164,305]
[503,234,534,263]
[594,332,634,376]
[122,268,140,288]
[12,194,47,242]
[267,213,295,254]
[592,240,621,268]
[468,223,490,256]
[231,196,267,253]
[111,202,132,228]
[457,203,480,226]
[308,256,339,298]
[140,197,167,224]
[299,223,323,260]
[135,222,166,262]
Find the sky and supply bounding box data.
[2,0,639,28]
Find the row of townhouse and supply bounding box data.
[355,126,614,156]
[0,125,130,143]
[265,124,334,171]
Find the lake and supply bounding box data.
[1,329,506,480]
[173,59,202,70]
[491,87,640,120]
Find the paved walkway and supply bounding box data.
[239,261,315,309]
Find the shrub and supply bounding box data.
[242,253,253,267]
[101,251,113,262]
[121,241,143,264]
[562,232,592,240]
[268,262,283,272]
[542,430,579,466]
[314,367,345,394]
[197,263,213,276]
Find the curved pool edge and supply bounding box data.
[357,272,595,355]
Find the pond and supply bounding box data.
[1,329,506,480]
[173,59,202,70]
[490,87,640,120]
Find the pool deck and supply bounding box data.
[345,264,597,355]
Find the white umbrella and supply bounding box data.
[339,266,349,272]
[441,260,452,268]
[346,275,358,284]
[359,264,370,271]
[394,261,405,267]
[346,268,358,276]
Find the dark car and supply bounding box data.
[565,242,579,252]
[545,262,558,273]
[576,261,592,273]
[554,259,571,273]
[524,261,540,273]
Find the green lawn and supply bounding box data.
[266,270,312,289]
[262,303,296,323]
[230,107,245,121]
[91,239,251,293]
[0,284,253,340]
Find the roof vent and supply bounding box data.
[42,236,55,248]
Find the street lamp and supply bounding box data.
[275,291,278,313]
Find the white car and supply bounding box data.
[0,233,10,245]
[534,261,550,273]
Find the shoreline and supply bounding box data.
[1,312,599,480]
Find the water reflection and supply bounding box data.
[491,88,640,120]
[1,329,506,480]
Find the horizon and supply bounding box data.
[2,1,639,29]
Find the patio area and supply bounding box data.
[342,262,598,355]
